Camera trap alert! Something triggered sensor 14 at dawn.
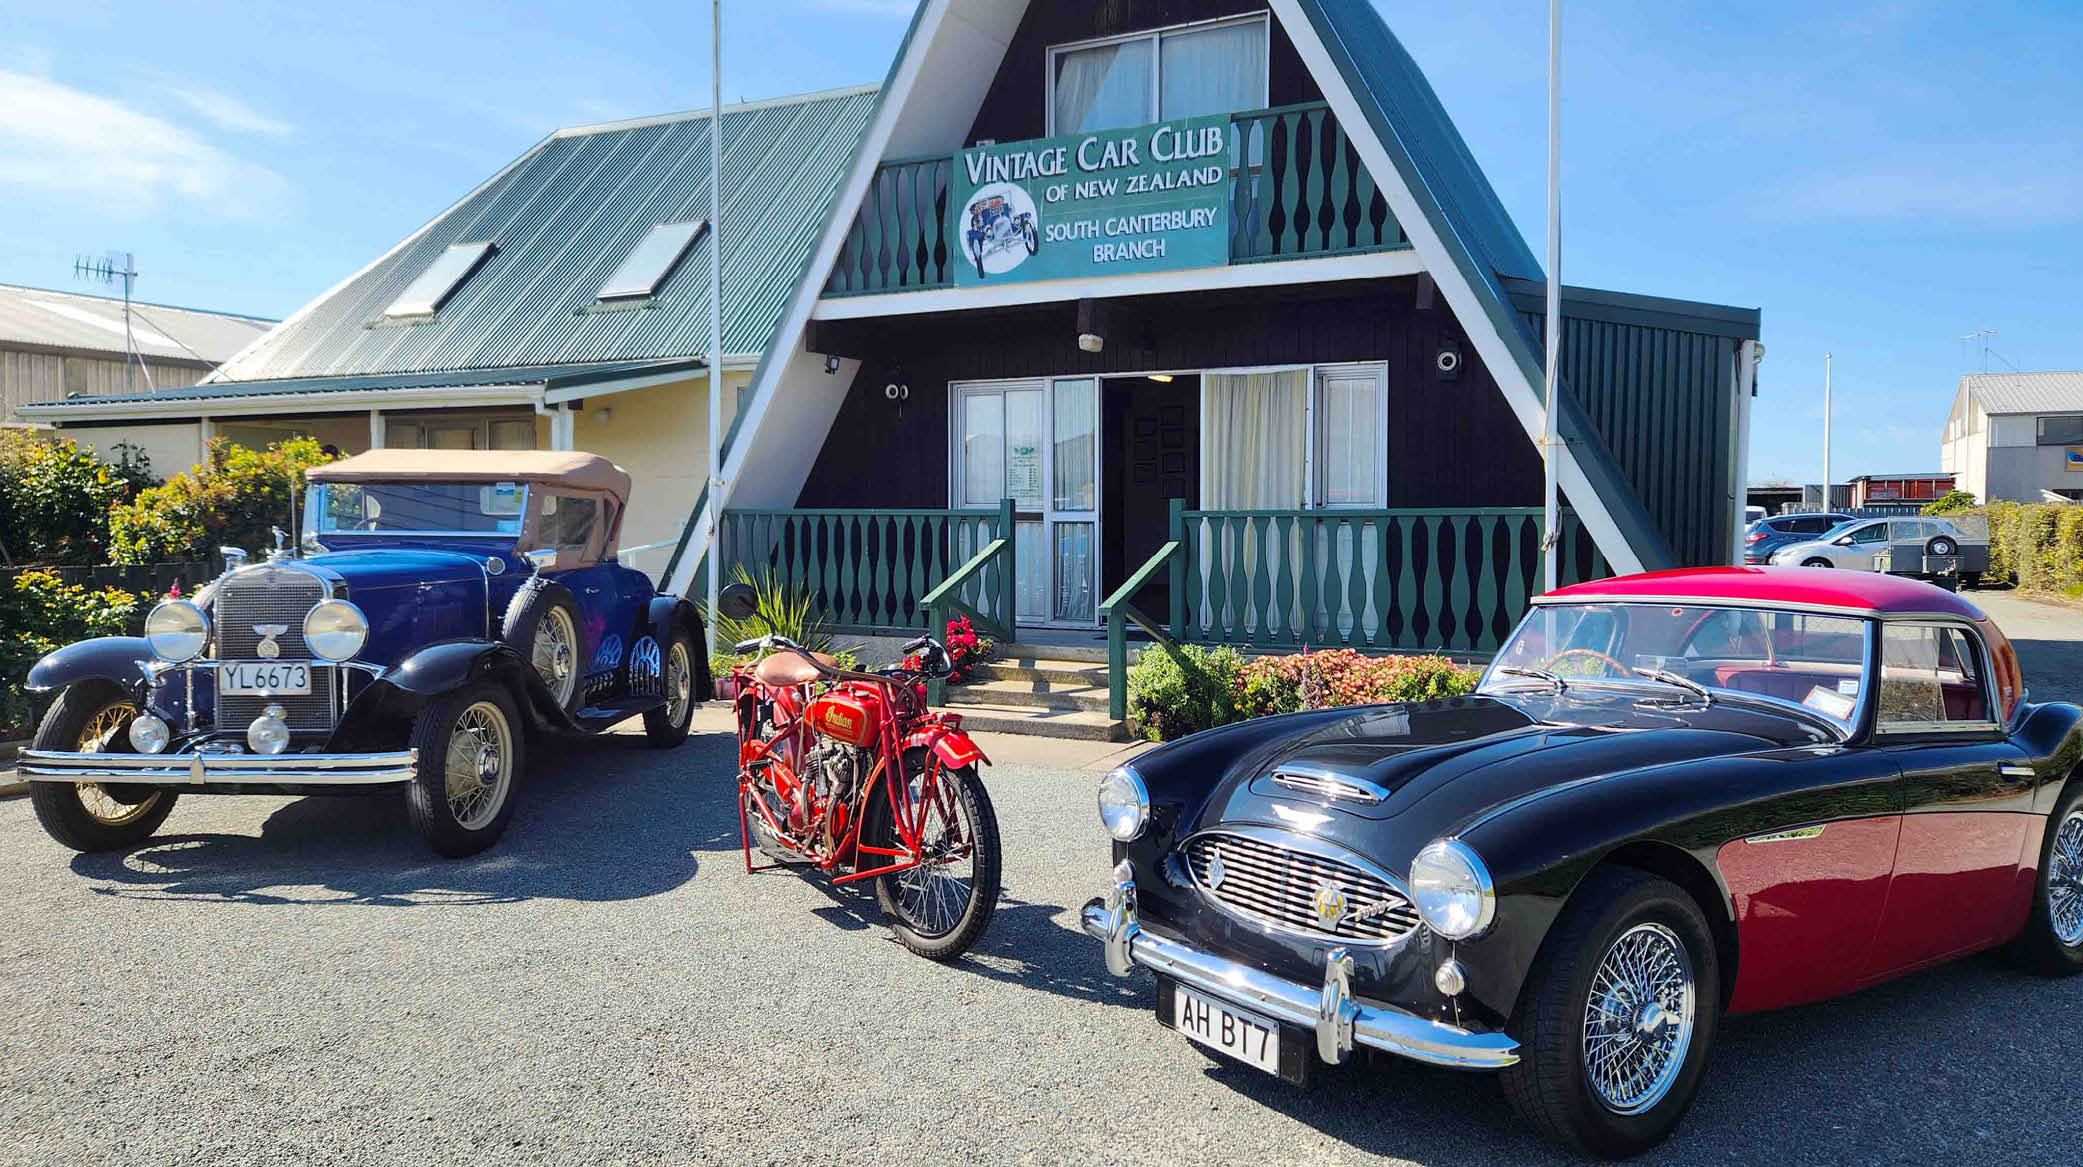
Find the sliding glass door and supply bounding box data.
[953,378,1100,626]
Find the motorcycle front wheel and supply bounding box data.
[864,748,1002,961]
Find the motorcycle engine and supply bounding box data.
[803,740,868,809]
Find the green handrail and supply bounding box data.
[1098,537,1185,721]
[918,520,1015,706]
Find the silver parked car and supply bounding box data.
[1768,516,1965,570]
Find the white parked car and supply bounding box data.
[1768,516,1965,570]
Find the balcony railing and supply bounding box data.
[822,102,1406,298]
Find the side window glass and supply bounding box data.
[1879,624,1991,728]
[1851,524,1885,545]
[539,494,600,555]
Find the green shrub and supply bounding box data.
[1921,490,1977,516]
[0,432,155,566]
[1126,644,1242,742]
[108,437,336,565]
[702,566,858,677]
[0,571,142,738]
[1234,649,1479,720]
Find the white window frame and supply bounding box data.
[1197,361,1388,511]
[1044,11,1272,137]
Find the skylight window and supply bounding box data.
[596,220,708,301]
[383,241,496,319]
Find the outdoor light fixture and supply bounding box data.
[1075,298,1107,354]
[884,365,910,402]
[824,355,841,375]
[1077,333,1104,354]
[1148,373,1174,383]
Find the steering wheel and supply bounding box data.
[1545,648,1631,678]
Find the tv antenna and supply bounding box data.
[73,250,153,395]
[1961,328,1997,375]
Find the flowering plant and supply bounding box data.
[1234,649,1478,720]
[905,614,994,683]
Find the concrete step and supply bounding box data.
[939,701,1129,742]
[971,658,1110,686]
[993,641,1112,665]
[944,677,1112,713]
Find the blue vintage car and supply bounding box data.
[19,450,710,858]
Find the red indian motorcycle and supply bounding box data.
[721,590,1001,961]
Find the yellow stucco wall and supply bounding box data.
[569,372,750,580]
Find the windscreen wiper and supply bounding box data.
[1633,667,1714,707]
[1496,665,1568,693]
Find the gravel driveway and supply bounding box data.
[2,593,2079,1165]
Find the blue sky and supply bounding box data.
[2,0,2077,488]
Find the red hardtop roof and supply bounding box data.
[1540,566,1987,619]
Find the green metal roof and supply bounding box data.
[27,358,702,410]
[207,85,879,385]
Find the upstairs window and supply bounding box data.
[384,241,496,319]
[597,220,708,301]
[1048,14,1268,136]
[2037,414,2083,445]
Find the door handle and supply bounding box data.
[2000,765,2036,778]
[584,586,602,595]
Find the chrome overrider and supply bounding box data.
[1081,862,1520,1071]
[19,748,417,785]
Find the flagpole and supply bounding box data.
[1542,0,1562,591]
[704,0,723,660]
[1821,353,1833,512]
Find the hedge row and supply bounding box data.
[0,571,143,740]
[1969,502,2083,596]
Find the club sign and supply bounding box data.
[950,114,1233,286]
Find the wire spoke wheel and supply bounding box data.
[891,769,978,939]
[2051,810,2083,948]
[665,639,692,725]
[69,700,163,827]
[443,701,514,831]
[1582,922,1697,1116]
[531,606,578,706]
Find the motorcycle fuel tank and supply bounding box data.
[804,685,885,749]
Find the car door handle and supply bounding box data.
[2001,765,2036,778]
[584,586,601,594]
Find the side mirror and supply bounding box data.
[717,582,759,621]
[523,548,558,575]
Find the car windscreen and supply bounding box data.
[308,481,526,535]
[1483,602,1872,728]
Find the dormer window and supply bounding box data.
[597,219,708,302]
[1047,13,1269,136]
[383,240,496,319]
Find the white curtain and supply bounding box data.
[1202,371,1307,634]
[1159,20,1267,121]
[1053,40,1153,133]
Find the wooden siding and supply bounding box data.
[796,278,1545,514]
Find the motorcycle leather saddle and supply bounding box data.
[754,649,837,687]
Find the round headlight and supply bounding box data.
[143,600,210,662]
[302,599,368,662]
[1410,838,1495,940]
[128,713,170,754]
[1097,765,1150,842]
[248,705,291,755]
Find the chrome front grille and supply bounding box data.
[212,565,336,731]
[1183,831,1420,946]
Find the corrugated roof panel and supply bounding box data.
[0,283,272,364]
[207,84,878,385]
[1962,371,2083,415]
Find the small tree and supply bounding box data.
[0,432,155,565]
[1921,490,1977,516]
[108,437,339,565]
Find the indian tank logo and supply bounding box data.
[963,181,1040,279]
[1311,881,1350,929]
[252,624,288,659]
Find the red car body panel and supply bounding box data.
[1718,816,1900,1013]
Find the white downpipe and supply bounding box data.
[1542,0,1563,590]
[704,0,723,660]
[1730,341,1758,563]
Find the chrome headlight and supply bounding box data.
[1097,765,1150,842]
[1410,838,1495,940]
[302,599,368,662]
[143,600,210,662]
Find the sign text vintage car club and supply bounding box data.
[951,114,1232,286]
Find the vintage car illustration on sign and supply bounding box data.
[963,184,1039,278]
[1083,567,2083,1157]
[20,450,710,859]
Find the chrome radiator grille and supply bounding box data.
[212,565,335,731]
[1183,831,1420,945]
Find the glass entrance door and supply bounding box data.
[953,378,1100,626]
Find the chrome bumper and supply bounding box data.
[1081,865,1519,1071]
[19,749,417,786]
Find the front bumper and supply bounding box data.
[1081,868,1518,1071]
[19,749,417,786]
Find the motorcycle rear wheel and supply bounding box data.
[864,748,1001,961]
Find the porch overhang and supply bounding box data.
[17,357,719,426]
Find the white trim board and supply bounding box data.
[812,249,1421,320]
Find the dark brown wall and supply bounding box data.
[965,2,1317,148]
[796,278,1545,512]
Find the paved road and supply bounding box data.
[2,594,2079,1165]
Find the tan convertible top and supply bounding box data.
[307,449,631,504]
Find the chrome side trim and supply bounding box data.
[20,749,417,786]
[1744,825,1826,844]
[2001,764,2038,779]
[1079,896,1518,1070]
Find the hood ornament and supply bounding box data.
[253,624,289,659]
